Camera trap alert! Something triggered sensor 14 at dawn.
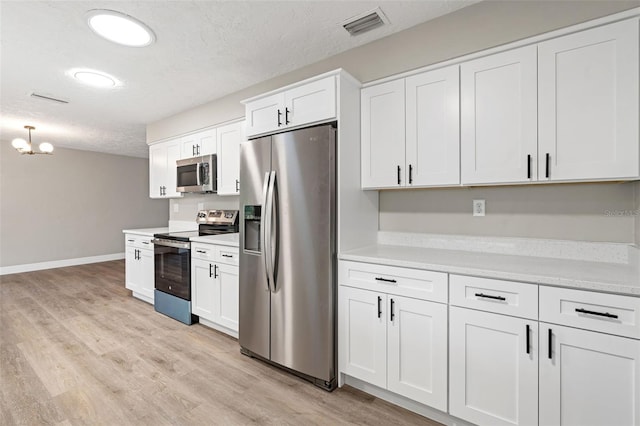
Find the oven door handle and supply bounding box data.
[151,239,190,250]
[261,172,272,292]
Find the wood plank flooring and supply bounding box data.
[0,261,442,425]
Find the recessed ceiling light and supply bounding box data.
[71,69,118,88]
[86,9,155,47]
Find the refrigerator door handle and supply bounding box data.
[261,171,272,292]
[270,171,279,292]
[265,171,277,292]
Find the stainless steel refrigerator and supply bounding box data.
[239,123,336,391]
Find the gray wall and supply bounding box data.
[148,0,639,243]
[0,142,169,267]
[380,183,636,243]
[636,182,640,246]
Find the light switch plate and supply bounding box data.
[473,199,485,216]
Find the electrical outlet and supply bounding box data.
[473,199,485,217]
[173,203,179,213]
[198,203,204,211]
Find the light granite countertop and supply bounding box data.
[190,233,239,247]
[340,234,640,297]
[122,227,169,237]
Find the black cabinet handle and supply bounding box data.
[285,107,290,125]
[409,164,413,184]
[397,165,401,185]
[527,154,531,179]
[377,296,382,319]
[390,298,395,321]
[375,277,397,283]
[545,153,550,178]
[196,250,207,254]
[209,263,213,278]
[221,254,233,258]
[196,145,200,155]
[142,241,149,245]
[548,328,553,359]
[526,324,530,354]
[277,109,282,127]
[235,179,240,192]
[192,145,196,157]
[214,264,219,279]
[475,292,506,301]
[575,308,618,319]
[127,239,135,242]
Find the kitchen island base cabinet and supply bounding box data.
[191,242,239,338]
[340,285,448,411]
[124,234,154,304]
[539,323,640,426]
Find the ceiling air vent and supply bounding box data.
[343,7,388,36]
[29,92,69,104]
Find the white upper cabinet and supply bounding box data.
[361,66,461,189]
[406,65,460,186]
[244,75,336,137]
[461,45,538,185]
[149,139,182,198]
[361,79,406,189]
[181,128,217,158]
[216,121,243,196]
[538,19,639,181]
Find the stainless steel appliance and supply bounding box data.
[239,123,337,391]
[152,209,239,325]
[176,154,217,193]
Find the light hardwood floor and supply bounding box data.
[1,261,442,426]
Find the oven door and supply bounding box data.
[154,242,191,300]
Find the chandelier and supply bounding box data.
[11,125,54,155]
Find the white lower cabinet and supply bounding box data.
[449,306,538,426]
[539,323,640,426]
[340,285,448,411]
[124,234,154,304]
[191,243,239,337]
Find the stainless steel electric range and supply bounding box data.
[151,210,238,325]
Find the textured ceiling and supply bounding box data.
[0,1,477,158]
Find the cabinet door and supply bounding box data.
[361,79,406,189]
[149,143,167,198]
[191,259,217,321]
[216,121,243,196]
[217,263,239,333]
[387,296,448,411]
[125,247,141,293]
[339,286,387,388]
[181,133,199,158]
[461,46,537,185]
[538,20,639,181]
[450,307,538,426]
[163,141,182,198]
[540,323,640,426]
[284,76,336,128]
[138,249,155,302]
[196,128,216,156]
[245,93,284,137]
[406,66,460,186]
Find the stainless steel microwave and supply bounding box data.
[176,154,217,193]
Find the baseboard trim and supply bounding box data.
[0,253,125,276]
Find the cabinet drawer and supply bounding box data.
[125,235,153,250]
[339,260,447,303]
[192,243,215,261]
[540,286,640,339]
[216,247,239,265]
[450,274,538,319]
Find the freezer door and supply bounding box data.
[269,124,336,383]
[239,136,272,359]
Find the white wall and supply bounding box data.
[170,194,239,221]
[148,0,640,243]
[0,142,169,268]
[636,182,640,246]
